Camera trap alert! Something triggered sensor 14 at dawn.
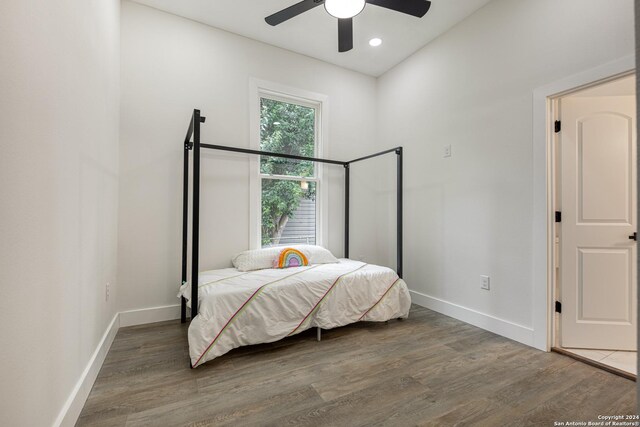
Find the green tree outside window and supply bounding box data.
[260,98,317,246]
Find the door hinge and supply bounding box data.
[554,120,561,133]
[555,301,562,314]
[555,211,561,223]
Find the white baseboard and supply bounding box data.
[409,290,535,348]
[119,304,181,327]
[55,304,182,426]
[54,313,120,427]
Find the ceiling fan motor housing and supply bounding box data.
[324,0,366,19]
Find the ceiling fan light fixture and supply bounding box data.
[324,0,366,19]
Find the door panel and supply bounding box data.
[578,248,631,323]
[578,114,633,223]
[560,96,637,350]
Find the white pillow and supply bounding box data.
[232,245,338,272]
[297,244,339,265]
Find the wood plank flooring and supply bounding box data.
[77,305,636,426]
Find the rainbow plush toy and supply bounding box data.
[274,248,309,269]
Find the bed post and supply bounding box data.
[181,115,192,324]
[396,147,403,278]
[191,109,203,319]
[344,163,350,258]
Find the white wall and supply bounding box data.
[118,1,379,312]
[0,0,120,425]
[376,0,635,345]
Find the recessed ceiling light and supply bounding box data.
[369,38,382,47]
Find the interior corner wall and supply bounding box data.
[118,1,378,313]
[0,0,120,426]
[375,0,635,343]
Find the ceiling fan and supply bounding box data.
[265,0,432,53]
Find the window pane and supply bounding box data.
[261,179,316,247]
[260,98,315,177]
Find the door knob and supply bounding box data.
[629,232,637,241]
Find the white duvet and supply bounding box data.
[178,259,411,368]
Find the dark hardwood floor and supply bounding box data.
[77,305,636,426]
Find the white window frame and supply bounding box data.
[249,78,329,249]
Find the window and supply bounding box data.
[249,80,328,250]
[259,96,319,247]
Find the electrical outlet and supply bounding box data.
[443,144,452,158]
[106,282,110,301]
[480,275,490,290]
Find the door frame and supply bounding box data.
[531,55,635,351]
[554,85,637,350]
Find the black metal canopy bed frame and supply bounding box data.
[180,109,403,323]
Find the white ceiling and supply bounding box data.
[130,0,493,76]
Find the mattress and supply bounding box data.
[178,259,411,368]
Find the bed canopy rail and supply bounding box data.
[181,109,403,323]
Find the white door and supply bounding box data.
[560,95,637,350]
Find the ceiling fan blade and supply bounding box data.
[338,18,353,52]
[265,0,324,26]
[366,0,431,18]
